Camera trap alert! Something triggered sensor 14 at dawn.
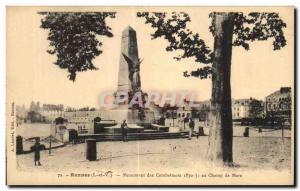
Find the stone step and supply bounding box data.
[78,132,189,142]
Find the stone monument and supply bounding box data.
[117,26,142,93]
[112,26,154,125]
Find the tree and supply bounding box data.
[249,99,264,119]
[54,117,67,125]
[137,11,287,166]
[27,111,43,123]
[29,101,38,112]
[39,12,116,81]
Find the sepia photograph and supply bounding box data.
[6,6,295,186]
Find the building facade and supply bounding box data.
[39,104,65,122]
[265,87,292,118]
[232,98,264,120]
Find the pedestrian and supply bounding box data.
[183,116,189,130]
[33,138,42,166]
[121,120,128,142]
[188,118,195,140]
[197,126,205,139]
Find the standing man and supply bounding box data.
[188,118,195,140]
[33,138,42,166]
[121,120,128,142]
[183,116,189,130]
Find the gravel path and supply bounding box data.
[17,136,291,173]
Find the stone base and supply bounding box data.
[99,109,155,124]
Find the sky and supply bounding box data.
[6,6,294,108]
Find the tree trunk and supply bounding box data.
[207,13,234,166]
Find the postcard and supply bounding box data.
[6,6,295,186]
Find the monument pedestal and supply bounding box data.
[99,26,155,127]
[105,109,154,125]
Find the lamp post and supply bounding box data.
[49,134,52,155]
[49,123,53,155]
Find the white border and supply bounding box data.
[1,0,298,190]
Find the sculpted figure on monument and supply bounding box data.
[122,53,143,92]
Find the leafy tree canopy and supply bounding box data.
[40,12,116,81]
[137,12,287,79]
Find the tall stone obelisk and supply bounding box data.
[110,26,154,124]
[117,26,141,92]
